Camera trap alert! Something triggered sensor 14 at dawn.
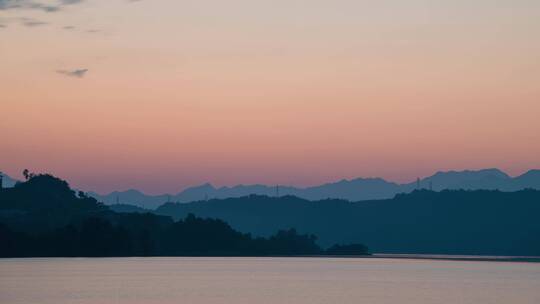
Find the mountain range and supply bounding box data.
[91,168,540,208]
[153,189,540,255]
[3,168,540,209]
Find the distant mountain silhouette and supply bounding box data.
[154,190,540,256]
[90,189,169,209]
[514,169,540,188]
[3,172,539,256]
[88,168,540,209]
[0,173,18,188]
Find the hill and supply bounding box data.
[0,174,366,257]
[155,189,540,256]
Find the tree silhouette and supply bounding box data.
[0,172,369,257]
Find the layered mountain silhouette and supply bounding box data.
[86,168,540,209]
[1,174,364,257]
[154,190,540,255]
[2,172,539,256]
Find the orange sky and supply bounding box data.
[1,1,539,193]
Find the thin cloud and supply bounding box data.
[0,0,86,12]
[60,0,83,5]
[0,0,60,12]
[20,17,48,27]
[57,68,88,78]
[1,0,130,32]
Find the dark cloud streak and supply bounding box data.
[57,69,88,78]
[20,17,48,26]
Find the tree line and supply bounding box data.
[0,173,368,257]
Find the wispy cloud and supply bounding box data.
[20,17,48,27]
[57,68,88,78]
[0,0,60,12]
[60,0,83,5]
[1,0,133,32]
[0,0,87,12]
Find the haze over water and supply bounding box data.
[1,257,539,304]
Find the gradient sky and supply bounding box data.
[1,0,539,194]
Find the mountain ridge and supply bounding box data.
[89,168,540,208]
[3,168,540,209]
[152,189,540,255]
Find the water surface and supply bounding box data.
[1,257,539,304]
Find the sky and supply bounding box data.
[1,0,539,194]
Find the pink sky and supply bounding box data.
[1,1,539,194]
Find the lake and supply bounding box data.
[1,257,539,304]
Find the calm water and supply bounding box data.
[1,257,539,304]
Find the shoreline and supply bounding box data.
[2,254,540,262]
[369,253,540,263]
